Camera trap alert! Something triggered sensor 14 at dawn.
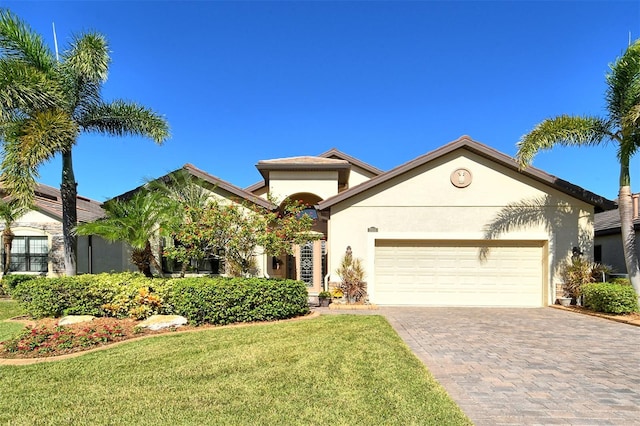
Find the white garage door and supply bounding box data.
[374,240,544,307]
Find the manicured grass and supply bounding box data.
[0,314,471,425]
[0,299,25,342]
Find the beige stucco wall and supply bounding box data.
[346,165,377,189]
[326,149,594,305]
[269,170,339,201]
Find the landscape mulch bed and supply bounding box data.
[551,304,640,326]
[0,316,195,359]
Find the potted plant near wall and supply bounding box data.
[336,246,367,304]
[558,256,595,306]
[318,291,332,307]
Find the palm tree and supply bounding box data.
[75,190,169,277]
[146,169,213,276]
[516,39,640,299]
[0,9,169,276]
[0,197,27,274]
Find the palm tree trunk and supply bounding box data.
[61,150,77,276]
[618,186,640,299]
[3,228,13,275]
[132,241,163,278]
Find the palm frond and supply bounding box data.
[79,100,170,143]
[18,109,78,166]
[0,197,28,223]
[606,39,640,127]
[76,190,168,249]
[0,9,55,73]
[619,131,640,162]
[61,32,110,84]
[622,103,640,129]
[0,59,64,120]
[516,115,612,167]
[0,137,38,209]
[148,169,211,209]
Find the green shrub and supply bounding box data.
[609,277,631,286]
[11,273,165,319]
[1,274,38,295]
[582,282,639,314]
[167,277,310,326]
[10,273,309,324]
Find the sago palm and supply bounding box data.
[516,39,640,299]
[75,190,169,277]
[0,9,169,276]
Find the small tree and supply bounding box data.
[147,170,213,276]
[76,190,170,277]
[335,247,367,304]
[164,197,320,277]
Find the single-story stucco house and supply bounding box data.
[2,136,616,307]
[0,183,126,276]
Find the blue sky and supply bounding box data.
[3,1,640,202]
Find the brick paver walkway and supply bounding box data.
[318,306,640,425]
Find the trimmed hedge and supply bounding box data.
[11,273,310,324]
[11,273,165,319]
[582,282,639,314]
[1,274,37,296]
[167,277,310,325]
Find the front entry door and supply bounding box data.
[289,240,326,293]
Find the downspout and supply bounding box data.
[88,235,93,274]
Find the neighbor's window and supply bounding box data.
[594,245,602,263]
[9,236,48,272]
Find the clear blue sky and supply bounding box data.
[3,1,640,202]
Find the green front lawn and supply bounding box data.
[0,299,25,342]
[0,312,471,425]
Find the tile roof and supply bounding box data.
[111,164,275,210]
[257,156,349,165]
[2,183,105,223]
[245,148,383,193]
[594,205,640,234]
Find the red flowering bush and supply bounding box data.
[1,320,126,357]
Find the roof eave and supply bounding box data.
[318,136,615,211]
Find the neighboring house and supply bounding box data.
[594,194,640,275]
[113,135,613,307]
[0,183,125,276]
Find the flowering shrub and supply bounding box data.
[102,286,164,319]
[1,321,126,357]
[165,197,320,277]
[11,273,169,319]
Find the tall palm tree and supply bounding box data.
[0,197,27,274]
[516,39,640,298]
[0,9,169,276]
[75,190,169,277]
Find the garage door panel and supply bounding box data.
[374,240,544,307]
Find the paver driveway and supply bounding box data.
[381,307,640,426]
